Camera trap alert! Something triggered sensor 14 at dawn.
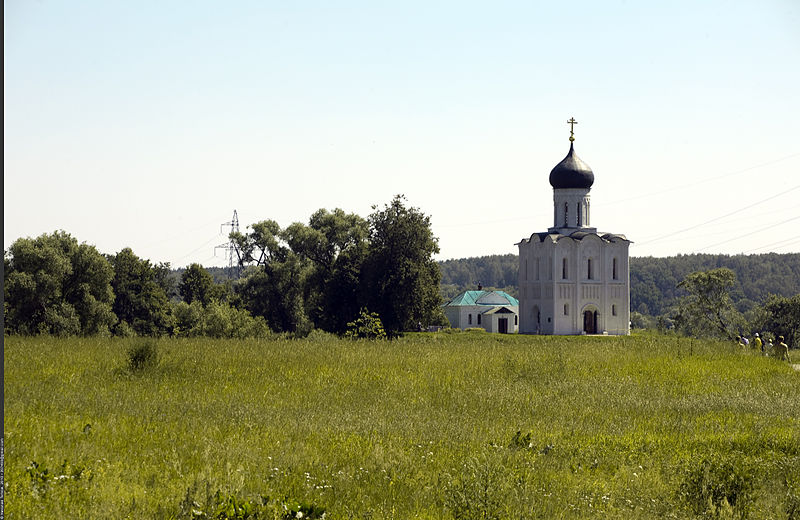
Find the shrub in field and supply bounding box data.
[678,453,756,518]
[507,430,534,450]
[127,338,159,372]
[25,461,52,497]
[281,499,327,519]
[344,308,386,340]
[444,454,510,520]
[24,460,92,499]
[173,482,326,519]
[304,328,339,342]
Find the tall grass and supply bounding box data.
[3,333,799,518]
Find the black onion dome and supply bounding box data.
[549,143,594,189]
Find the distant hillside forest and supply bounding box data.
[436,253,800,316]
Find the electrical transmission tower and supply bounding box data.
[215,210,242,279]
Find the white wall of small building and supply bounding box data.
[483,311,519,333]
[443,305,519,333]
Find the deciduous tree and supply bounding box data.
[362,195,445,334]
[179,263,219,306]
[109,248,174,336]
[757,294,800,347]
[4,231,116,335]
[283,209,369,332]
[674,267,742,339]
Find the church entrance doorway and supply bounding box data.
[583,310,598,334]
[498,318,508,334]
[531,305,541,334]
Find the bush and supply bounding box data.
[344,308,387,340]
[172,301,204,337]
[113,320,136,338]
[173,482,326,519]
[41,303,82,337]
[304,329,340,342]
[170,301,270,339]
[126,338,159,372]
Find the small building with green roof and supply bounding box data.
[442,288,519,333]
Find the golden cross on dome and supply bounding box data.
[567,117,578,142]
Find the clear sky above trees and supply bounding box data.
[5,1,799,266]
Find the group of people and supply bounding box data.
[737,332,790,362]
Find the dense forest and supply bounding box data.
[438,254,519,301]
[630,253,800,316]
[437,253,800,317]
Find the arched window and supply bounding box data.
[587,258,593,280]
[477,314,482,325]
[514,315,518,325]
[564,202,569,227]
[613,258,618,280]
[612,304,617,316]
[468,314,472,325]
[562,258,568,279]
[564,304,569,316]
[577,204,582,226]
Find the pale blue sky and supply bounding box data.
[5,1,800,268]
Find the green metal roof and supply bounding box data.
[443,290,519,307]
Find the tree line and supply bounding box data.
[4,196,445,338]
[629,253,800,317]
[438,254,518,300]
[437,253,800,315]
[437,253,800,345]
[7,214,799,343]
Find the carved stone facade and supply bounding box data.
[517,132,630,335]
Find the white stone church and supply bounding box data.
[517,120,631,335]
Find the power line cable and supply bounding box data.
[171,234,225,265]
[140,214,229,248]
[435,152,800,230]
[603,151,800,207]
[636,184,800,247]
[772,237,800,252]
[741,235,800,254]
[693,215,800,253]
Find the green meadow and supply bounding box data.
[4,332,799,519]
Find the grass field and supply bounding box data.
[3,332,800,519]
